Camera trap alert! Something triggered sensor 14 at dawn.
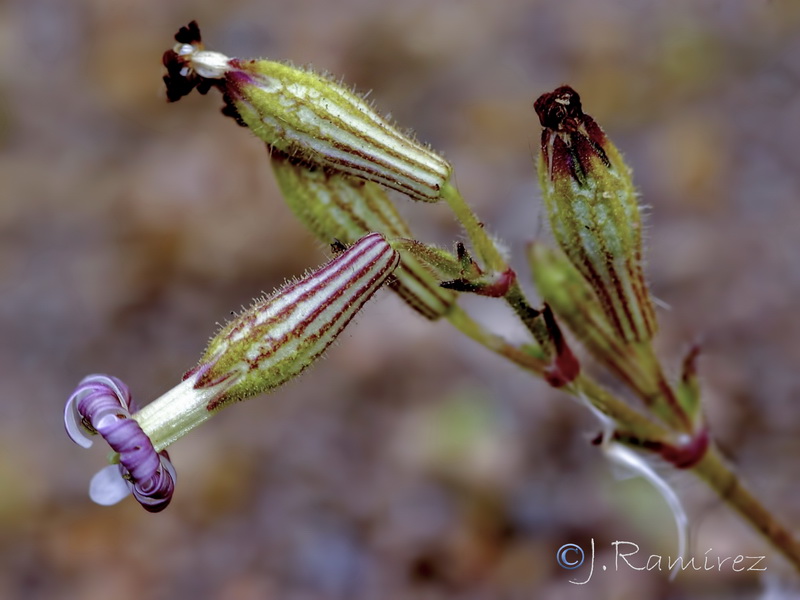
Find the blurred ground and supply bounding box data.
[1,0,800,598]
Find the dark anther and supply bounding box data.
[162,49,198,102]
[163,73,198,103]
[534,86,584,131]
[175,21,202,45]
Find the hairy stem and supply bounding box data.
[449,303,800,570]
[441,182,545,341]
[447,304,666,439]
[692,443,800,570]
[441,181,799,572]
[446,304,546,375]
[441,182,508,274]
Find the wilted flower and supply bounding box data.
[163,21,451,202]
[534,86,657,344]
[65,233,399,510]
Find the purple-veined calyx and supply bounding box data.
[163,21,452,202]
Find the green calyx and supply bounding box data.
[534,86,657,345]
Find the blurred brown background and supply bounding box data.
[2,1,800,598]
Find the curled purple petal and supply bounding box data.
[131,452,176,513]
[65,374,129,447]
[65,374,176,511]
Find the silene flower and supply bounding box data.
[65,233,399,511]
[163,21,451,202]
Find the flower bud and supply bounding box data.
[534,86,657,343]
[529,242,656,399]
[530,242,693,429]
[163,21,451,202]
[271,155,457,319]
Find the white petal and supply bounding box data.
[89,465,131,506]
[64,390,94,449]
[604,443,688,580]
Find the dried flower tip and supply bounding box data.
[676,343,702,423]
[164,22,451,202]
[535,86,657,343]
[440,268,516,298]
[541,304,580,388]
[271,156,457,319]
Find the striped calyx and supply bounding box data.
[129,233,398,455]
[526,239,695,424]
[271,155,457,319]
[195,232,399,408]
[163,22,451,202]
[529,243,649,395]
[534,86,657,344]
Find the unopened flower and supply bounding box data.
[65,233,399,510]
[534,86,657,344]
[271,155,457,319]
[530,242,694,428]
[163,21,451,202]
[529,242,654,396]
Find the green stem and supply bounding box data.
[449,303,800,570]
[441,181,508,273]
[692,443,800,570]
[446,304,546,375]
[504,281,547,342]
[441,180,800,571]
[570,375,669,441]
[441,182,545,342]
[447,304,666,441]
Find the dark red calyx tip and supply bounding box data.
[681,342,701,383]
[534,86,583,131]
[660,428,710,469]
